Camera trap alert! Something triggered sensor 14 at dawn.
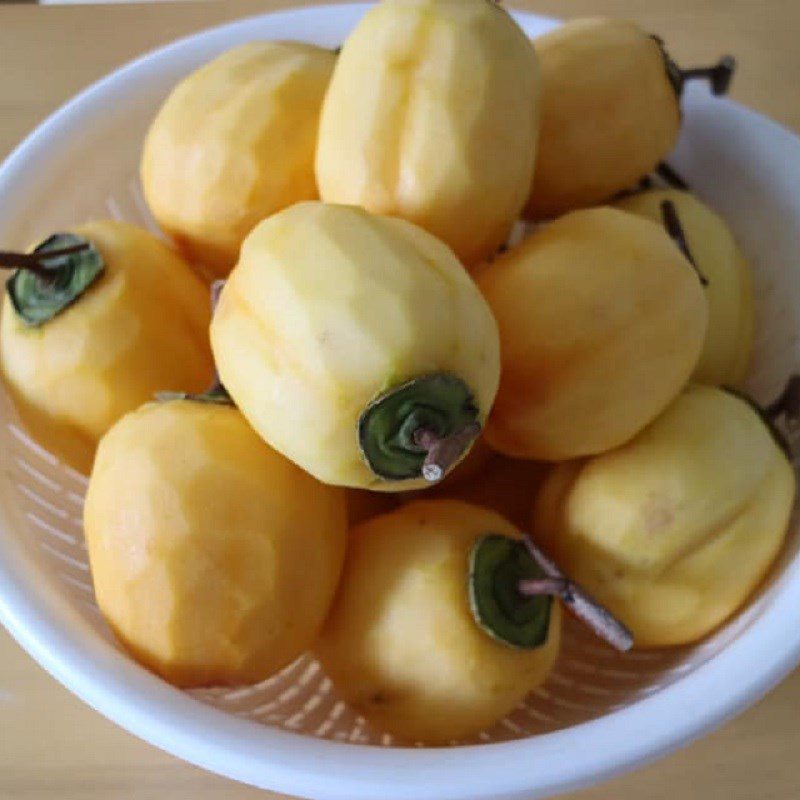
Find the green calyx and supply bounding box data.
[156,383,232,406]
[154,281,231,407]
[5,234,104,327]
[651,35,736,101]
[468,534,552,650]
[358,373,481,483]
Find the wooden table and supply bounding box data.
[1,2,799,798]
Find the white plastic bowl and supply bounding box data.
[1,4,800,800]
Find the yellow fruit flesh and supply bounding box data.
[316,0,539,267]
[211,202,500,490]
[317,500,561,744]
[533,388,795,647]
[563,385,776,572]
[84,401,347,687]
[615,189,755,386]
[479,207,707,460]
[0,221,213,474]
[141,42,336,275]
[527,18,680,219]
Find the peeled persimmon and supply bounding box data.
[84,398,347,687]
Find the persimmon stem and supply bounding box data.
[0,243,91,279]
[679,56,736,95]
[765,375,800,426]
[660,200,708,286]
[518,578,569,596]
[656,162,690,190]
[414,422,481,483]
[519,534,634,653]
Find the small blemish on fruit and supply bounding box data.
[642,493,675,533]
[642,492,675,534]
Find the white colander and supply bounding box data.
[2,5,800,800]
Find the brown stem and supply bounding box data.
[765,375,800,426]
[652,35,735,99]
[661,200,708,286]
[0,243,91,279]
[519,533,634,653]
[518,578,570,596]
[413,421,481,483]
[679,55,736,96]
[656,162,690,190]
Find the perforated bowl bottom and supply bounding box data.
[1,9,800,797]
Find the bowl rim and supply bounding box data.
[2,4,800,800]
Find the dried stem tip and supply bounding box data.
[519,534,634,653]
[766,375,800,425]
[414,422,481,483]
[681,55,736,96]
[660,200,708,286]
[653,34,736,100]
[0,243,92,278]
[656,162,690,190]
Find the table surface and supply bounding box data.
[1,1,799,798]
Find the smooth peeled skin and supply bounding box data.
[316,500,561,744]
[479,207,707,460]
[0,221,212,474]
[527,18,680,219]
[316,0,539,268]
[84,400,347,687]
[533,386,795,647]
[211,202,501,490]
[615,189,755,386]
[141,42,336,276]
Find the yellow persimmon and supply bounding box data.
[316,500,561,744]
[142,42,336,275]
[211,202,500,490]
[533,385,795,647]
[615,189,754,386]
[478,207,707,461]
[527,18,733,219]
[85,399,347,687]
[0,220,212,474]
[316,0,539,268]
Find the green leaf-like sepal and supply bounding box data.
[7,233,104,327]
[468,534,552,650]
[358,373,479,481]
[156,384,232,406]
